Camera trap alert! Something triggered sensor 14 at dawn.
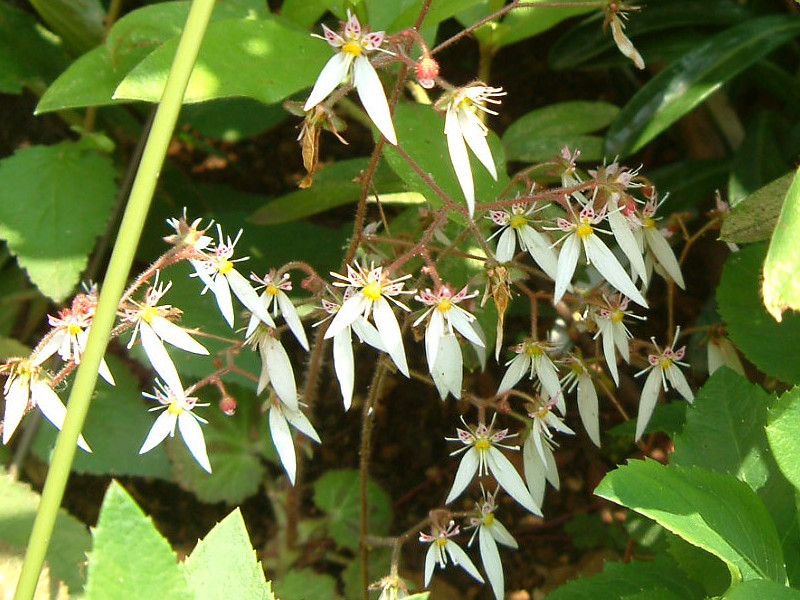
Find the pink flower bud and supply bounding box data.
[415,56,439,89]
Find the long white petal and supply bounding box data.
[613,322,631,363]
[577,375,601,446]
[635,368,662,441]
[269,407,297,485]
[264,337,298,411]
[425,312,444,370]
[608,202,647,282]
[256,346,270,395]
[277,291,309,351]
[424,544,437,587]
[459,109,497,179]
[353,56,397,145]
[445,109,475,216]
[585,235,648,308]
[488,447,542,515]
[489,519,518,549]
[303,52,352,111]
[432,334,462,400]
[373,298,408,377]
[535,357,563,413]
[178,412,211,473]
[599,322,620,386]
[35,335,62,365]
[227,269,276,327]
[479,526,505,600]
[645,227,686,289]
[151,316,208,355]
[450,308,484,348]
[495,229,516,263]
[553,234,580,305]
[333,328,355,410]
[2,379,28,445]
[210,273,234,327]
[523,435,546,506]
[497,354,529,395]
[325,294,366,339]
[445,540,485,583]
[351,317,385,351]
[445,448,479,504]
[32,381,91,452]
[139,410,175,455]
[521,226,559,281]
[284,406,321,443]
[543,440,560,489]
[666,365,694,403]
[140,323,183,396]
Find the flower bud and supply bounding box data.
[219,395,236,416]
[415,56,439,89]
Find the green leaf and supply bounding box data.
[28,0,104,55]
[728,112,790,207]
[0,142,117,301]
[596,459,786,582]
[381,101,508,212]
[180,98,287,142]
[766,387,800,493]
[667,534,731,597]
[272,568,337,600]
[487,0,596,49]
[608,402,687,438]
[184,509,275,600]
[85,481,193,600]
[383,0,488,35]
[722,579,800,599]
[763,166,800,322]
[0,467,91,593]
[650,158,730,214]
[543,554,702,600]
[671,368,775,491]
[604,15,800,157]
[279,0,328,28]
[115,16,330,105]
[720,171,793,244]
[313,469,392,551]
[0,2,68,94]
[717,243,800,383]
[502,101,619,163]
[31,356,172,479]
[342,548,391,600]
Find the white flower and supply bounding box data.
[304,10,397,145]
[497,340,564,414]
[420,520,484,587]
[191,225,276,329]
[634,328,694,441]
[523,403,574,507]
[605,192,648,284]
[326,262,412,377]
[561,357,600,446]
[246,325,298,411]
[489,202,559,280]
[125,272,208,395]
[247,271,309,351]
[164,209,213,251]
[438,84,506,216]
[633,195,685,289]
[591,293,643,386]
[267,395,320,486]
[467,487,518,600]
[139,379,211,473]
[371,574,408,600]
[1,358,91,452]
[552,199,648,308]
[446,415,541,515]
[707,334,744,376]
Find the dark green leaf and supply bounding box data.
[488,1,596,49]
[722,579,800,600]
[272,568,337,600]
[0,142,117,301]
[279,0,328,28]
[650,158,730,213]
[28,0,104,55]
[720,171,793,244]
[667,534,730,598]
[604,15,800,157]
[766,386,800,493]
[763,166,800,322]
[608,402,687,438]
[717,244,800,383]
[342,547,391,600]
[180,99,287,142]
[596,460,786,582]
[728,112,790,206]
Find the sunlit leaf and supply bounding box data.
[720,171,793,244]
[763,166,800,322]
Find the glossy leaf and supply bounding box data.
[720,171,793,244]
[115,16,330,105]
[722,580,800,600]
[717,244,800,383]
[28,0,104,55]
[604,15,800,157]
[0,142,117,302]
[763,166,800,322]
[596,460,786,583]
[487,0,595,49]
[766,386,800,493]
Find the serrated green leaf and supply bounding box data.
[0,142,117,301]
[313,469,392,551]
[720,171,793,243]
[115,16,330,104]
[728,112,790,207]
[766,387,800,493]
[763,166,800,322]
[85,481,193,600]
[31,356,172,479]
[184,509,275,600]
[671,368,774,490]
[0,467,91,593]
[604,15,800,157]
[722,579,800,599]
[596,459,786,582]
[620,590,686,600]
[667,534,730,597]
[717,244,800,383]
[272,568,337,600]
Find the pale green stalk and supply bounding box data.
[13,1,216,598]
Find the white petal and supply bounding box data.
[333,328,355,410]
[666,365,694,403]
[353,55,397,145]
[497,354,529,395]
[608,203,647,282]
[373,298,408,377]
[139,410,175,455]
[445,109,475,215]
[33,381,91,452]
[35,335,62,365]
[599,322,620,386]
[577,375,601,446]
[584,234,648,308]
[140,323,183,396]
[98,357,115,386]
[489,519,518,549]
[178,411,211,473]
[191,260,215,290]
[210,273,234,327]
[645,227,686,289]
[553,234,580,305]
[269,406,297,485]
[325,294,366,339]
[459,108,497,179]
[450,308,484,348]
[227,269,276,328]
[244,300,263,340]
[542,440,560,489]
[304,52,352,110]
[613,322,631,363]
[432,334,463,400]
[284,405,321,443]
[352,316,385,351]
[479,526,505,600]
[535,357,563,412]
[523,434,546,507]
[2,379,28,445]
[424,544,437,587]
[445,540,485,583]
[488,447,542,515]
[521,226,559,281]
[425,312,444,370]
[264,337,298,411]
[256,345,271,395]
[635,368,662,441]
[445,448,479,504]
[495,228,516,263]
[277,291,309,351]
[151,316,208,355]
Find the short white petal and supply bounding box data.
[351,317,385,351]
[577,375,601,447]
[284,406,321,443]
[445,448,479,504]
[191,260,215,290]
[645,227,686,289]
[97,357,115,386]
[459,109,497,180]
[488,447,542,515]
[228,269,276,327]
[424,544,437,587]
[521,226,560,281]
[450,308,484,348]
[635,368,662,441]
[445,540,485,583]
[32,381,91,452]
[489,519,518,549]
[445,110,475,215]
[304,52,352,111]
[269,407,297,485]
[178,412,211,473]
[2,380,28,445]
[264,337,298,410]
[608,205,647,282]
[139,410,175,455]
[333,328,355,410]
[479,526,504,600]
[666,365,694,403]
[497,354,529,395]
[244,299,264,340]
[585,235,648,308]
[277,291,309,351]
[495,229,516,263]
[373,298,408,377]
[325,295,366,339]
[151,316,208,355]
[613,322,631,363]
[140,323,183,396]
[210,273,235,327]
[553,234,580,305]
[353,56,397,145]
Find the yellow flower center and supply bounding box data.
[67,323,83,336]
[576,223,593,238]
[483,513,495,527]
[524,343,543,357]
[167,402,183,416]
[643,217,655,229]
[509,215,527,230]
[434,537,448,548]
[611,310,624,324]
[362,282,382,301]
[218,259,234,275]
[266,285,279,297]
[436,298,452,313]
[474,438,491,451]
[657,357,673,370]
[141,306,157,324]
[342,41,362,56]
